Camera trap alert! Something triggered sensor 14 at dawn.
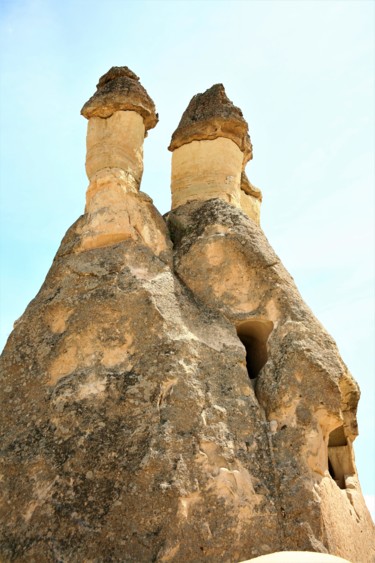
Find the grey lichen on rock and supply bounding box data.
[169,83,253,164]
[81,66,158,132]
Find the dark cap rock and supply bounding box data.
[81,66,158,132]
[169,84,253,162]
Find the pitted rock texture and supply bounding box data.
[167,199,375,561]
[169,84,253,163]
[0,214,283,562]
[1,197,374,562]
[1,65,374,562]
[81,66,158,131]
[84,110,146,182]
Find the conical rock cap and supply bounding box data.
[81,66,158,132]
[169,83,252,163]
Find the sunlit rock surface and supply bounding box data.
[79,67,166,255]
[0,67,373,562]
[169,84,262,224]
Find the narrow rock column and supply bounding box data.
[79,67,168,255]
[168,84,262,224]
[85,111,145,198]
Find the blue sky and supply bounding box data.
[0,0,374,515]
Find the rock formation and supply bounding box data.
[0,67,374,562]
[79,66,166,255]
[169,83,262,224]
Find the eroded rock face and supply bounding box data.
[85,111,145,183]
[0,70,374,562]
[170,137,243,209]
[79,68,165,254]
[167,199,374,560]
[0,217,284,561]
[81,66,158,131]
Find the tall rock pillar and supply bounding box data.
[79,66,168,256]
[167,87,375,562]
[168,84,262,224]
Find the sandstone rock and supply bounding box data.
[79,68,165,254]
[169,85,262,224]
[241,171,262,199]
[170,137,243,209]
[0,221,282,561]
[85,111,145,182]
[0,69,374,562]
[167,198,374,560]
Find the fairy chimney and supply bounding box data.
[81,66,158,190]
[168,84,262,223]
[0,69,374,563]
[79,67,168,255]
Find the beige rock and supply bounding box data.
[79,188,171,256]
[169,85,262,224]
[79,70,166,255]
[239,189,261,224]
[171,138,243,210]
[85,111,145,184]
[168,83,252,162]
[168,198,374,561]
[240,172,262,224]
[0,221,280,561]
[0,70,374,563]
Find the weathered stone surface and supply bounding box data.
[241,172,262,200]
[239,173,262,225]
[169,83,252,163]
[169,86,261,224]
[167,198,375,561]
[171,137,243,209]
[85,111,145,182]
[0,70,374,562]
[81,66,158,131]
[80,187,171,256]
[0,216,284,561]
[80,70,161,253]
[1,196,373,561]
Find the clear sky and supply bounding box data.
[0,0,374,517]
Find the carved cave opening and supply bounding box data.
[328,425,355,490]
[237,320,273,381]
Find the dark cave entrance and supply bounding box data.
[237,320,273,381]
[327,425,354,490]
